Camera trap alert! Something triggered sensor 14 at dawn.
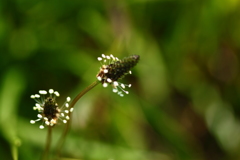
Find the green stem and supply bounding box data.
[42,126,52,160]
[55,80,100,158]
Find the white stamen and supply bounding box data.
[70,108,74,112]
[39,90,47,94]
[66,116,70,120]
[54,91,60,97]
[66,97,71,102]
[37,114,42,118]
[39,125,44,129]
[128,84,132,87]
[65,103,69,108]
[45,121,50,125]
[121,84,126,89]
[30,120,35,124]
[104,69,108,73]
[98,57,102,61]
[63,120,67,123]
[61,113,65,117]
[107,78,112,83]
[65,110,69,113]
[113,81,118,86]
[97,76,102,81]
[36,103,41,108]
[103,83,108,87]
[106,55,110,59]
[129,71,132,74]
[35,94,40,98]
[30,95,35,99]
[34,104,43,111]
[49,89,54,94]
[44,117,48,121]
[102,54,106,58]
[110,54,115,60]
[33,119,41,122]
[50,119,56,124]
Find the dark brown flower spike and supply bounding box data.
[96,54,140,96]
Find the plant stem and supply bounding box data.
[42,126,52,160]
[55,80,100,158]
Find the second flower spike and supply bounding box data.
[96,54,140,97]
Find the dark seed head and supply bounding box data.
[30,89,72,129]
[43,97,60,121]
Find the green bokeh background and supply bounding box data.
[1,0,240,160]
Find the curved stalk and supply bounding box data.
[55,80,100,158]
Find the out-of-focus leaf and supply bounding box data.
[0,67,26,160]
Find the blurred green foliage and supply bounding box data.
[1,0,240,160]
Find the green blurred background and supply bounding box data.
[1,0,240,160]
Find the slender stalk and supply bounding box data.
[55,80,100,158]
[42,126,52,160]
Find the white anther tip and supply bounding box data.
[30,120,35,124]
[65,110,69,113]
[35,94,40,98]
[49,89,54,94]
[107,78,112,83]
[104,69,108,73]
[54,91,60,97]
[66,97,71,102]
[97,76,102,81]
[113,81,118,86]
[39,90,47,94]
[103,83,108,87]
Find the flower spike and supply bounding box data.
[96,54,140,96]
[30,89,72,129]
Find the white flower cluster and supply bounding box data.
[30,89,73,129]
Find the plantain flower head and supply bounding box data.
[96,54,140,96]
[30,89,73,129]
